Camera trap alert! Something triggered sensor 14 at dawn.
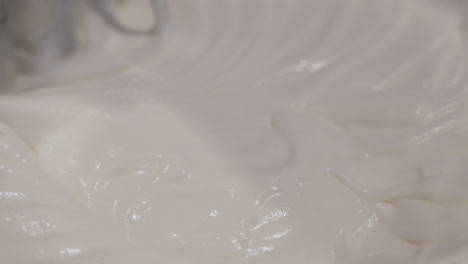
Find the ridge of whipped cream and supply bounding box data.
[1,0,468,263]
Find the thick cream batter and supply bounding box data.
[1,0,468,263]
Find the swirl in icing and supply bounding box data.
[0,0,467,263]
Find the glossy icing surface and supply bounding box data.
[0,1,467,263]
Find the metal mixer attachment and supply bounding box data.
[0,0,167,91]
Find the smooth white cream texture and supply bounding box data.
[1,0,468,263]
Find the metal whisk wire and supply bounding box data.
[0,0,7,25]
[93,0,167,35]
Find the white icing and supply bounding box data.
[0,0,467,263]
